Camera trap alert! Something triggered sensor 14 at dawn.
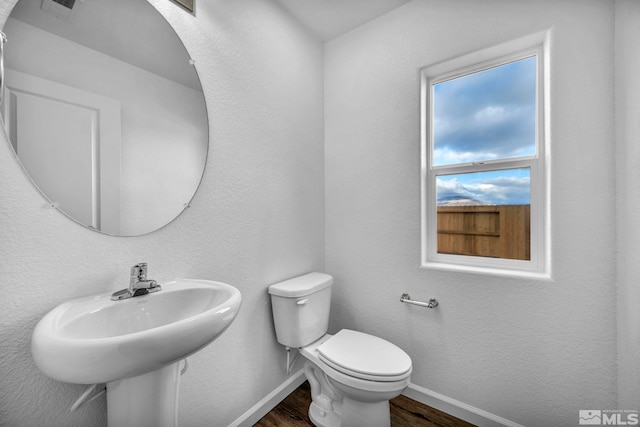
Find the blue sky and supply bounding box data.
[432,57,536,205]
[437,169,531,205]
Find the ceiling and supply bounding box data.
[274,0,412,42]
[7,0,412,89]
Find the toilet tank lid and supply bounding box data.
[268,272,333,298]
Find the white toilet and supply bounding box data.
[268,272,412,427]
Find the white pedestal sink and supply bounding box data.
[31,279,241,427]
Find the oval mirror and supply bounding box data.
[2,0,208,236]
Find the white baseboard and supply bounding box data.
[228,369,307,427]
[403,383,525,427]
[227,373,523,427]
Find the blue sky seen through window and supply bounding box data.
[433,56,536,205]
[437,168,531,206]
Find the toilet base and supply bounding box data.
[307,391,392,427]
[341,397,390,427]
[304,359,394,427]
[308,400,341,427]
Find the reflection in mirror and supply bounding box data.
[2,0,208,236]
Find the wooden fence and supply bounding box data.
[437,205,530,260]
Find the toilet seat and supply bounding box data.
[316,329,411,382]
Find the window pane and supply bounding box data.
[432,57,536,167]
[436,169,530,260]
[436,168,530,206]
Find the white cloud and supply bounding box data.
[433,148,500,165]
[432,57,537,167]
[437,174,530,205]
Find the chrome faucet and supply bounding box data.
[111,263,161,301]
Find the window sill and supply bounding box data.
[420,260,552,281]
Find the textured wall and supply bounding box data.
[0,0,324,425]
[325,0,617,425]
[615,0,640,410]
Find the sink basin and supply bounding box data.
[32,279,241,384]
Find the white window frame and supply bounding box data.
[420,31,551,279]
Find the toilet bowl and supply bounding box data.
[268,273,412,427]
[300,331,411,427]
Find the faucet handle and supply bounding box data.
[131,263,148,280]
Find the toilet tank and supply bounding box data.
[268,272,333,348]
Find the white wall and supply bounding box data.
[4,17,208,236]
[615,0,640,410]
[325,0,617,425]
[0,0,324,425]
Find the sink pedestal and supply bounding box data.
[107,362,181,427]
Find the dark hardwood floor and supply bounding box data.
[254,381,476,427]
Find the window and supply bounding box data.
[421,33,549,277]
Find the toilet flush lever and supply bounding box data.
[296,299,308,305]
